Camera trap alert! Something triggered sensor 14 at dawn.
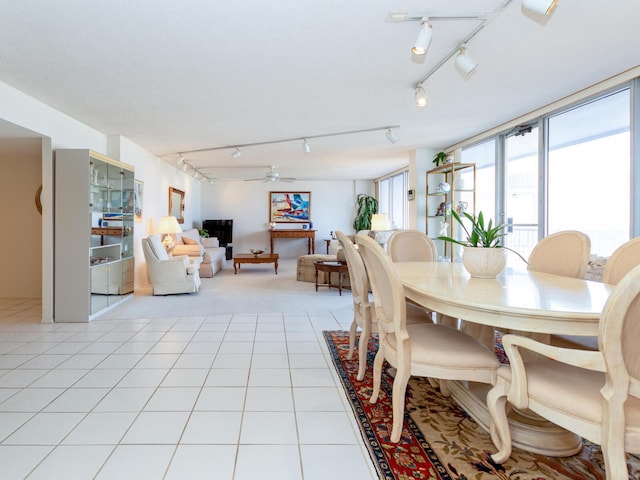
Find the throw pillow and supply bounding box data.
[182,236,198,245]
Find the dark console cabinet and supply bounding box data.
[203,219,233,260]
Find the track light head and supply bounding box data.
[181,163,188,172]
[231,147,242,159]
[412,20,432,55]
[177,154,185,166]
[522,0,558,16]
[455,45,478,76]
[415,86,428,108]
[303,139,311,153]
[385,129,398,144]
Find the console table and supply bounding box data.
[269,229,316,254]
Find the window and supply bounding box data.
[462,139,496,218]
[547,89,630,256]
[378,170,408,229]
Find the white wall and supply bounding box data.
[0,139,42,297]
[200,179,372,259]
[0,81,198,320]
[115,136,202,287]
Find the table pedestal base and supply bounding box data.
[447,381,582,457]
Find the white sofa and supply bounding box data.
[171,228,226,278]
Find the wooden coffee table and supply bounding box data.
[314,261,349,295]
[233,253,279,274]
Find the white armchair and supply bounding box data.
[142,235,201,295]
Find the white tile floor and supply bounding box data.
[0,299,377,479]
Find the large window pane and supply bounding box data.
[548,89,630,256]
[504,127,539,262]
[377,171,408,230]
[462,139,495,218]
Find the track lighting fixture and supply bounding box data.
[181,163,188,172]
[412,20,432,55]
[231,147,242,159]
[385,129,398,144]
[177,154,185,166]
[455,45,478,76]
[303,139,311,153]
[522,0,558,16]
[415,86,428,108]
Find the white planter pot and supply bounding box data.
[462,247,506,279]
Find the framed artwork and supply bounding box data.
[169,186,185,224]
[134,179,143,223]
[270,191,310,223]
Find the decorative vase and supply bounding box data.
[462,247,506,278]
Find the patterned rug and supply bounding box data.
[323,330,640,480]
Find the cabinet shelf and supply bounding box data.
[56,149,135,322]
[426,162,476,261]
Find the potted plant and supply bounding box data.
[353,193,378,231]
[438,210,527,278]
[433,151,448,167]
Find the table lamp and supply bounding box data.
[370,213,390,231]
[156,215,182,254]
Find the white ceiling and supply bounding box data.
[0,0,638,181]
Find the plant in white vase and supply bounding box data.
[438,210,527,278]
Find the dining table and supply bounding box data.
[394,261,614,457]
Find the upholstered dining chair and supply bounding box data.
[602,236,640,285]
[142,235,201,295]
[356,234,501,443]
[336,231,431,381]
[527,230,591,278]
[487,264,640,479]
[387,229,437,263]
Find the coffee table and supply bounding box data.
[233,253,279,274]
[314,261,349,295]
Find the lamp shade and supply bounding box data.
[455,49,478,76]
[370,213,390,231]
[412,21,432,55]
[156,216,182,235]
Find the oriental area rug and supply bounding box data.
[323,330,640,480]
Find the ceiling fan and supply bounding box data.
[245,165,296,183]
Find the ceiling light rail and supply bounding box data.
[167,125,401,157]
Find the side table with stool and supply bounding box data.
[314,261,349,295]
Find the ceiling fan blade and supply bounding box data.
[244,178,264,182]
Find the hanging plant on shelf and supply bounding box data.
[433,151,448,167]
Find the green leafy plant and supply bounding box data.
[438,210,528,263]
[198,228,210,238]
[433,151,448,167]
[353,193,378,231]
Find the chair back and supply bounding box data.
[527,230,590,278]
[356,234,407,337]
[336,231,369,308]
[600,263,640,397]
[602,237,640,285]
[387,229,437,262]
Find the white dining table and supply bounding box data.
[394,261,614,457]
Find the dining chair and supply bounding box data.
[336,231,431,381]
[527,230,591,278]
[387,229,437,262]
[602,236,640,285]
[487,264,640,479]
[356,234,501,443]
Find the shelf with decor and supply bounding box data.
[426,162,476,261]
[55,149,135,322]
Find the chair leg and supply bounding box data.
[347,318,358,360]
[487,378,512,464]
[356,318,371,381]
[602,399,629,480]
[370,347,385,404]
[390,369,410,443]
